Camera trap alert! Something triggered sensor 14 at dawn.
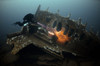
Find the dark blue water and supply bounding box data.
[0,0,100,45]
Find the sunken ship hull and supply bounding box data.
[7,5,100,59]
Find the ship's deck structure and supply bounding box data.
[7,5,100,60]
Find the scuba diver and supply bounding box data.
[14,13,35,26]
[14,13,38,34]
[23,13,35,22]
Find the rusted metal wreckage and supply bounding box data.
[7,5,100,59]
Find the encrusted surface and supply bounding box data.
[6,5,100,59]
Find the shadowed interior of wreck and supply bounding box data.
[0,0,100,66]
[0,44,100,66]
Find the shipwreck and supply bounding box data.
[6,5,100,59]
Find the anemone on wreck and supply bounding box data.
[7,5,100,59]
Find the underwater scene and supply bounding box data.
[0,0,100,66]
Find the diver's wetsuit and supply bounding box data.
[23,13,38,34]
[15,13,38,34]
[14,13,36,26]
[23,13,34,23]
